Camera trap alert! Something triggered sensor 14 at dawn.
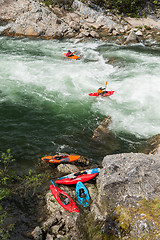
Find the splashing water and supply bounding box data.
[0,37,160,167]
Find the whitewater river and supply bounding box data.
[0,36,160,168]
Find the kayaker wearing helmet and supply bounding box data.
[98,87,105,95]
[66,50,74,57]
[98,81,108,95]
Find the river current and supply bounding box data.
[0,37,160,168]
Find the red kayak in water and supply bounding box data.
[50,181,79,213]
[89,91,115,97]
[55,173,98,185]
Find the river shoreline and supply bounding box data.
[0,0,160,44]
[0,0,160,239]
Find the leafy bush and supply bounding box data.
[0,150,15,240]
[42,0,74,8]
[88,0,160,16]
[0,149,15,185]
[43,0,52,6]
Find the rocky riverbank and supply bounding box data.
[31,141,160,239]
[0,0,160,44]
[0,1,160,239]
[31,132,160,240]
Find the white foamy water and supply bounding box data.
[0,37,160,162]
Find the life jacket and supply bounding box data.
[66,51,73,56]
[98,88,103,95]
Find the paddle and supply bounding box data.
[105,81,108,90]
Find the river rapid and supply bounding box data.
[0,36,160,169]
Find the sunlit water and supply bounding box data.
[0,37,160,168]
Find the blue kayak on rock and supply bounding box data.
[76,181,90,207]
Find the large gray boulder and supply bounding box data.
[89,152,160,239]
[72,0,120,29]
[94,153,160,218]
[10,1,61,37]
[0,0,124,38]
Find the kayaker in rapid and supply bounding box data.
[98,87,106,95]
[66,50,74,57]
[98,81,108,95]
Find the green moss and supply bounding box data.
[91,25,96,30]
[139,197,160,225]
[114,196,160,238]
[77,211,104,240]
[44,0,52,7]
[0,149,15,185]
[144,25,152,30]
[0,204,15,240]
[116,206,133,234]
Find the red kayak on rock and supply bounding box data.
[55,173,98,185]
[89,90,115,97]
[50,180,79,213]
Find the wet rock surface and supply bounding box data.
[148,134,160,155]
[96,153,160,213]
[40,190,80,240]
[0,0,159,43]
[92,116,120,154]
[92,116,115,142]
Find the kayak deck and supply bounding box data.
[89,90,115,97]
[50,183,79,213]
[41,154,80,164]
[58,168,100,180]
[76,181,90,207]
[55,172,98,185]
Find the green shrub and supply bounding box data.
[144,25,152,30]
[44,0,52,7]
[88,0,159,16]
[0,149,15,185]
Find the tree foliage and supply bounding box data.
[86,0,160,16]
[0,149,15,185]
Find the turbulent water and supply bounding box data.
[0,36,160,168]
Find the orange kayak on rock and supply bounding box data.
[64,53,79,60]
[41,154,81,164]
